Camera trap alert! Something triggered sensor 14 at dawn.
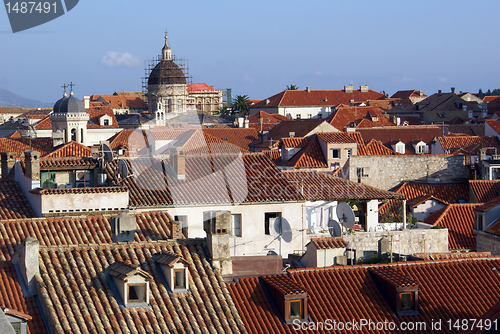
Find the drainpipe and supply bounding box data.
[403,199,407,230]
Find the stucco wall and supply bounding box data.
[476,231,500,255]
[345,155,469,190]
[40,191,129,215]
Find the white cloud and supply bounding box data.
[391,75,415,83]
[437,76,448,82]
[242,74,254,83]
[101,51,140,67]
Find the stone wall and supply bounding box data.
[475,231,500,255]
[344,155,469,190]
[343,228,449,262]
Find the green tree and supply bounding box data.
[233,94,250,116]
[286,84,299,90]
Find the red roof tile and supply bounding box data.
[33,116,53,130]
[390,90,428,99]
[0,262,47,334]
[91,94,147,109]
[0,211,178,261]
[475,196,500,212]
[105,154,304,207]
[42,140,92,158]
[315,132,356,144]
[228,257,500,334]
[356,139,402,156]
[0,179,36,219]
[309,237,348,249]
[281,136,327,168]
[202,128,258,152]
[438,135,500,153]
[469,180,500,203]
[423,203,480,250]
[282,170,401,201]
[327,105,394,131]
[252,89,385,109]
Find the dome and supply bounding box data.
[147,59,186,86]
[53,92,86,113]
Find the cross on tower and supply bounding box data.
[68,81,75,92]
[61,83,68,93]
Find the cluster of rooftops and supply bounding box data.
[0,85,499,332]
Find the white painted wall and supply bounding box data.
[140,202,305,258]
[278,106,334,119]
[39,191,129,215]
[411,200,446,221]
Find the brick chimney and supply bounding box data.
[12,237,39,296]
[0,151,15,179]
[344,85,353,94]
[169,147,186,180]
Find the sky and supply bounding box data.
[1,0,499,105]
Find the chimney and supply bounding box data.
[259,131,269,144]
[451,87,455,94]
[360,85,368,93]
[306,87,311,93]
[265,99,270,105]
[0,151,15,179]
[169,147,186,180]
[289,132,295,138]
[24,151,40,188]
[244,118,249,128]
[12,237,39,296]
[396,117,401,126]
[84,96,90,109]
[52,129,64,147]
[204,211,232,276]
[438,90,442,94]
[237,117,244,128]
[110,212,137,242]
[344,85,353,94]
[349,99,355,106]
[419,90,423,97]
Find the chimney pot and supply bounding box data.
[12,237,39,296]
[169,147,186,180]
[306,87,311,93]
[451,87,455,94]
[0,151,15,179]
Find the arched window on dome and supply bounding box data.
[71,128,76,141]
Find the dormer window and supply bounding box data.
[156,252,190,293]
[262,275,308,324]
[369,267,419,316]
[2,308,32,334]
[394,141,405,154]
[100,115,112,127]
[109,261,152,306]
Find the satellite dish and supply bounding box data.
[328,220,342,237]
[336,202,355,229]
[267,250,278,256]
[118,160,128,178]
[270,217,282,236]
[100,143,113,164]
[280,218,292,243]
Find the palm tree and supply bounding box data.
[233,94,250,116]
[286,84,299,90]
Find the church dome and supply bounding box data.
[147,59,186,86]
[53,92,86,113]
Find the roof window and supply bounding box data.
[262,275,308,324]
[156,252,190,293]
[109,261,152,306]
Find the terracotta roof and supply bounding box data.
[42,140,92,158]
[309,237,348,249]
[267,119,332,140]
[108,129,149,152]
[36,240,247,334]
[413,252,493,260]
[252,89,385,108]
[109,261,153,280]
[0,138,46,158]
[228,257,500,334]
[486,119,500,136]
[447,124,485,136]
[38,157,98,169]
[379,181,470,217]
[390,90,427,99]
[202,128,258,152]
[485,218,500,237]
[0,179,36,219]
[327,105,394,131]
[262,275,307,295]
[315,132,356,144]
[423,203,480,250]
[155,252,187,267]
[261,149,281,164]
[29,186,128,195]
[186,83,219,92]
[91,94,147,109]
[281,135,327,168]
[33,116,53,130]
[483,96,500,103]
[356,139,402,156]
[469,180,500,202]
[355,125,443,155]
[280,137,308,149]
[0,211,178,261]
[247,111,289,131]
[105,154,304,207]
[474,196,500,212]
[438,135,500,153]
[87,103,119,129]
[282,170,401,201]
[0,262,46,334]
[369,266,418,288]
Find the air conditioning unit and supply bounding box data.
[57,183,66,189]
[65,183,72,189]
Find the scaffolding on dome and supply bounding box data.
[142,55,192,95]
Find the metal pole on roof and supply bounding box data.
[403,199,407,230]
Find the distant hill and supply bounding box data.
[0,87,53,108]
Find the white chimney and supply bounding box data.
[84,96,90,109]
[244,119,249,128]
[306,87,311,93]
[11,237,39,296]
